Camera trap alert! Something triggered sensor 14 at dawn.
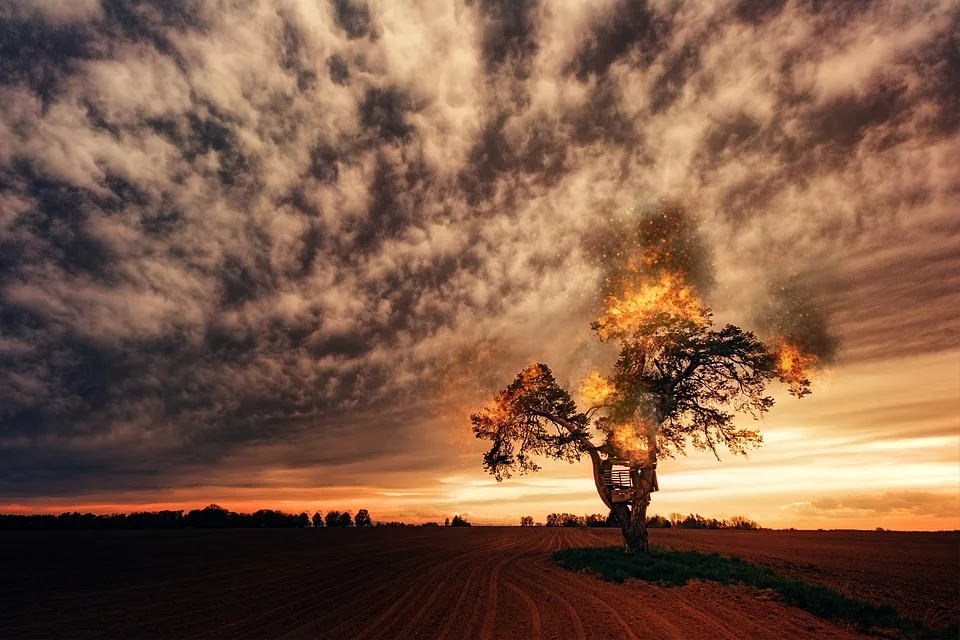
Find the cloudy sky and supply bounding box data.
[1,0,957,529]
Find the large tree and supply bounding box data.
[471,210,822,553]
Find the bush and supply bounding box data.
[552,546,955,639]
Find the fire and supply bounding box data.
[610,422,651,464]
[579,370,615,406]
[774,340,818,397]
[595,273,706,341]
[473,363,543,424]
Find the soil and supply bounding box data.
[0,527,955,639]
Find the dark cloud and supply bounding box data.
[476,0,540,78]
[326,53,350,86]
[358,86,418,143]
[5,161,115,280]
[565,0,671,81]
[329,0,372,40]
[906,8,960,136]
[0,0,955,503]
[732,0,789,25]
[0,18,93,110]
[458,112,570,205]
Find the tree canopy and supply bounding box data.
[469,204,831,552]
[471,305,796,481]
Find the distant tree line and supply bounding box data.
[0,506,481,530]
[520,512,760,530]
[314,509,372,527]
[0,505,377,530]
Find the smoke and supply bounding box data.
[583,201,840,370]
[583,200,716,301]
[753,273,841,366]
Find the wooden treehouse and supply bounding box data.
[590,454,658,509]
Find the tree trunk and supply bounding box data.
[610,463,656,553]
[610,492,651,553]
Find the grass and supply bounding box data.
[552,546,957,639]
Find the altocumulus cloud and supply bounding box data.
[0,0,957,499]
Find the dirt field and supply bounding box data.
[1,528,956,639]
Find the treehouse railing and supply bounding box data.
[602,469,633,489]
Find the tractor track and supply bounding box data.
[3,527,938,639]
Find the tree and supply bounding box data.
[337,511,353,527]
[325,510,341,527]
[520,516,534,527]
[312,511,323,528]
[471,207,824,553]
[730,515,759,530]
[450,514,471,527]
[355,509,372,527]
[444,517,450,527]
[586,514,608,527]
[646,515,671,528]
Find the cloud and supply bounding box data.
[781,491,960,519]
[0,0,957,501]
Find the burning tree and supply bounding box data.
[471,206,831,553]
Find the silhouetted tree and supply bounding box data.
[646,515,671,528]
[520,516,534,527]
[729,515,760,530]
[450,514,471,527]
[312,511,323,528]
[184,504,232,528]
[0,507,319,530]
[444,517,450,527]
[586,514,609,527]
[325,510,341,527]
[471,207,823,552]
[355,509,372,527]
[337,511,353,527]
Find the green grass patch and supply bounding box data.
[552,546,956,639]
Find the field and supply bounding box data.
[1,528,956,639]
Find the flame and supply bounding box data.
[579,370,615,406]
[595,272,706,341]
[774,339,818,397]
[610,422,651,464]
[519,363,542,385]
[473,363,543,424]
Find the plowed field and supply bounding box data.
[1,528,955,638]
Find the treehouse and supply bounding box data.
[590,454,658,507]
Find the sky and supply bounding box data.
[0,0,957,530]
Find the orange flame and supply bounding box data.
[610,422,652,464]
[473,363,543,424]
[579,370,615,406]
[595,273,706,341]
[774,340,818,397]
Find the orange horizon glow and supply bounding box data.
[3,349,958,532]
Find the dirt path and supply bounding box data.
[0,527,896,639]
